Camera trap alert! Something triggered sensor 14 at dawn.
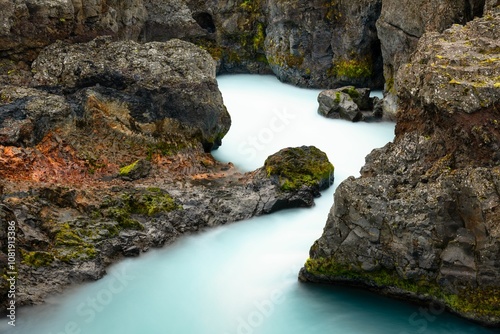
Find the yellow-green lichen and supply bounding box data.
[253,22,266,51]
[268,53,304,68]
[329,58,373,79]
[119,160,139,176]
[127,188,181,216]
[324,0,341,21]
[21,250,54,267]
[264,146,334,192]
[304,257,500,319]
[53,223,98,262]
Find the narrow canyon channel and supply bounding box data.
[3,75,497,334]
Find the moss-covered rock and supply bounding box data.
[52,223,98,262]
[119,159,152,180]
[101,188,181,231]
[302,257,500,322]
[127,188,181,216]
[21,250,54,268]
[264,146,334,192]
[301,10,500,327]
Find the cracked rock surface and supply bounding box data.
[300,8,500,327]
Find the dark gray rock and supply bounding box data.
[0,86,71,146]
[301,10,500,327]
[265,0,383,88]
[0,0,147,62]
[376,0,486,117]
[31,37,231,151]
[141,0,205,41]
[318,86,373,122]
[123,245,141,257]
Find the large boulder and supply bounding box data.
[300,8,500,327]
[31,37,231,151]
[264,146,334,193]
[376,0,486,117]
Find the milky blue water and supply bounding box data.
[3,75,498,334]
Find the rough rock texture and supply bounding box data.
[376,0,486,117]
[318,86,383,122]
[265,0,383,88]
[141,0,206,41]
[0,0,385,89]
[264,146,334,193]
[0,36,335,311]
[31,37,231,151]
[144,0,384,87]
[0,147,334,309]
[301,9,500,327]
[182,0,271,74]
[0,86,71,146]
[0,0,146,62]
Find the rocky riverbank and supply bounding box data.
[1,0,499,328]
[300,7,500,327]
[0,37,335,311]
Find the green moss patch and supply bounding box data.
[21,250,55,267]
[304,257,500,320]
[119,160,139,176]
[329,58,373,79]
[52,223,98,262]
[101,188,181,231]
[264,146,334,191]
[127,188,180,216]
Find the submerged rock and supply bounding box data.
[301,8,500,327]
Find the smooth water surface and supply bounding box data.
[3,75,498,334]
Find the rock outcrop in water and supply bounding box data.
[0,36,335,310]
[317,86,383,122]
[376,0,488,117]
[300,8,500,327]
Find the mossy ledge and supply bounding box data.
[301,257,500,326]
[264,146,334,192]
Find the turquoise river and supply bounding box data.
[2,75,499,334]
